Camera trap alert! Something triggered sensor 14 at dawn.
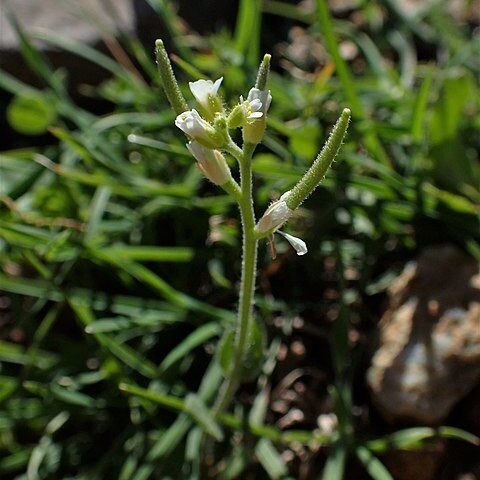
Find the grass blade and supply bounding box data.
[255,438,288,479]
[185,393,223,441]
[321,442,346,480]
[356,446,394,480]
[314,0,390,166]
[234,0,262,64]
[69,301,159,379]
[158,322,221,374]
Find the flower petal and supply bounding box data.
[277,231,308,256]
[247,88,272,114]
[212,77,223,94]
[189,78,223,109]
[175,110,222,148]
[186,141,231,185]
[257,199,292,233]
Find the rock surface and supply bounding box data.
[0,0,134,50]
[367,245,480,424]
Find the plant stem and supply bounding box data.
[212,142,258,420]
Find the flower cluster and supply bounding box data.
[156,40,349,258]
[173,74,307,255]
[175,77,271,148]
[174,77,273,189]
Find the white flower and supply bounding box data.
[247,88,272,115]
[175,109,221,148]
[189,77,223,111]
[257,191,308,256]
[256,191,293,234]
[242,88,272,144]
[175,109,209,137]
[186,140,231,186]
[277,231,308,256]
[239,95,263,124]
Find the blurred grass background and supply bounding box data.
[0,0,479,479]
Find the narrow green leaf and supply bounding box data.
[356,446,394,480]
[0,340,58,369]
[50,383,99,408]
[321,442,346,480]
[158,323,221,374]
[234,0,262,64]
[84,186,112,241]
[89,249,234,322]
[130,464,155,480]
[70,301,159,379]
[255,438,288,479]
[119,454,139,480]
[92,112,173,132]
[315,0,390,166]
[370,428,425,454]
[147,414,192,461]
[249,387,270,428]
[119,382,332,446]
[223,447,249,479]
[32,29,140,84]
[107,245,194,263]
[0,450,32,473]
[185,393,223,441]
[85,313,180,334]
[185,426,203,462]
[411,66,434,142]
[0,376,19,403]
[437,427,479,446]
[6,12,60,93]
[423,183,480,215]
[0,274,190,320]
[119,383,185,412]
[0,68,37,95]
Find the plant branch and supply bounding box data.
[212,142,258,420]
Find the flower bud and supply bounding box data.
[175,109,224,149]
[242,88,272,145]
[186,140,232,186]
[256,191,293,234]
[227,96,263,129]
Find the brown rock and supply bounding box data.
[367,245,480,424]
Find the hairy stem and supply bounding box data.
[212,142,258,420]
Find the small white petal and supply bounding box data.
[175,109,209,137]
[247,88,272,114]
[278,231,308,256]
[249,98,262,111]
[212,77,223,94]
[175,110,221,148]
[189,77,223,109]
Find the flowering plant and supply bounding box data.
[155,39,351,428]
